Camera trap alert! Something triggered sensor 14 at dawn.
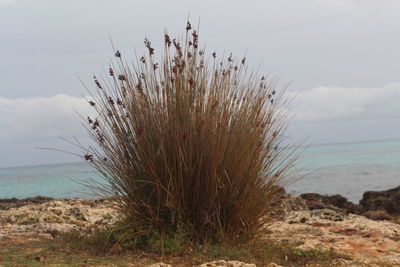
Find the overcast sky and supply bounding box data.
[1,0,400,168]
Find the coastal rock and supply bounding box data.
[148,263,172,267]
[199,260,256,267]
[267,187,308,221]
[3,192,400,265]
[300,193,363,215]
[0,196,53,210]
[267,210,400,264]
[360,185,400,216]
[0,198,120,238]
[363,210,393,221]
[310,208,344,221]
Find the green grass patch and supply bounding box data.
[49,226,351,267]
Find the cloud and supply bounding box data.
[1,85,400,142]
[0,94,92,143]
[289,83,400,123]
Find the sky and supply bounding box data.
[0,0,400,168]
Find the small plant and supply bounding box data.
[20,216,40,225]
[204,245,246,260]
[75,214,86,221]
[103,215,113,220]
[44,214,64,223]
[78,21,298,247]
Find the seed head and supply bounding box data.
[186,21,192,31]
[136,81,143,92]
[92,119,100,130]
[144,38,154,56]
[164,34,171,47]
[97,132,105,144]
[94,76,102,89]
[84,153,93,162]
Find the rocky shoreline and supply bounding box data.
[0,197,120,239]
[2,186,400,266]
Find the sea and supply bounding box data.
[1,139,399,203]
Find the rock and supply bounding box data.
[310,209,344,221]
[266,264,282,267]
[304,199,326,210]
[148,263,172,267]
[200,260,227,267]
[363,210,393,221]
[267,187,309,221]
[199,260,256,267]
[321,194,363,214]
[0,198,120,238]
[267,209,400,264]
[283,196,308,212]
[300,193,362,215]
[225,261,256,267]
[0,196,53,210]
[266,186,290,220]
[331,259,354,266]
[360,186,400,216]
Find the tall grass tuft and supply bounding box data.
[80,21,297,245]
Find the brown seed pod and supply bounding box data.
[164,34,171,47]
[186,21,192,31]
[84,153,93,162]
[94,76,102,89]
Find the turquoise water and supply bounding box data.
[1,139,400,202]
[287,139,400,202]
[0,162,98,199]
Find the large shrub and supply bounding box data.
[82,22,297,244]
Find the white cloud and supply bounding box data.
[289,83,400,123]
